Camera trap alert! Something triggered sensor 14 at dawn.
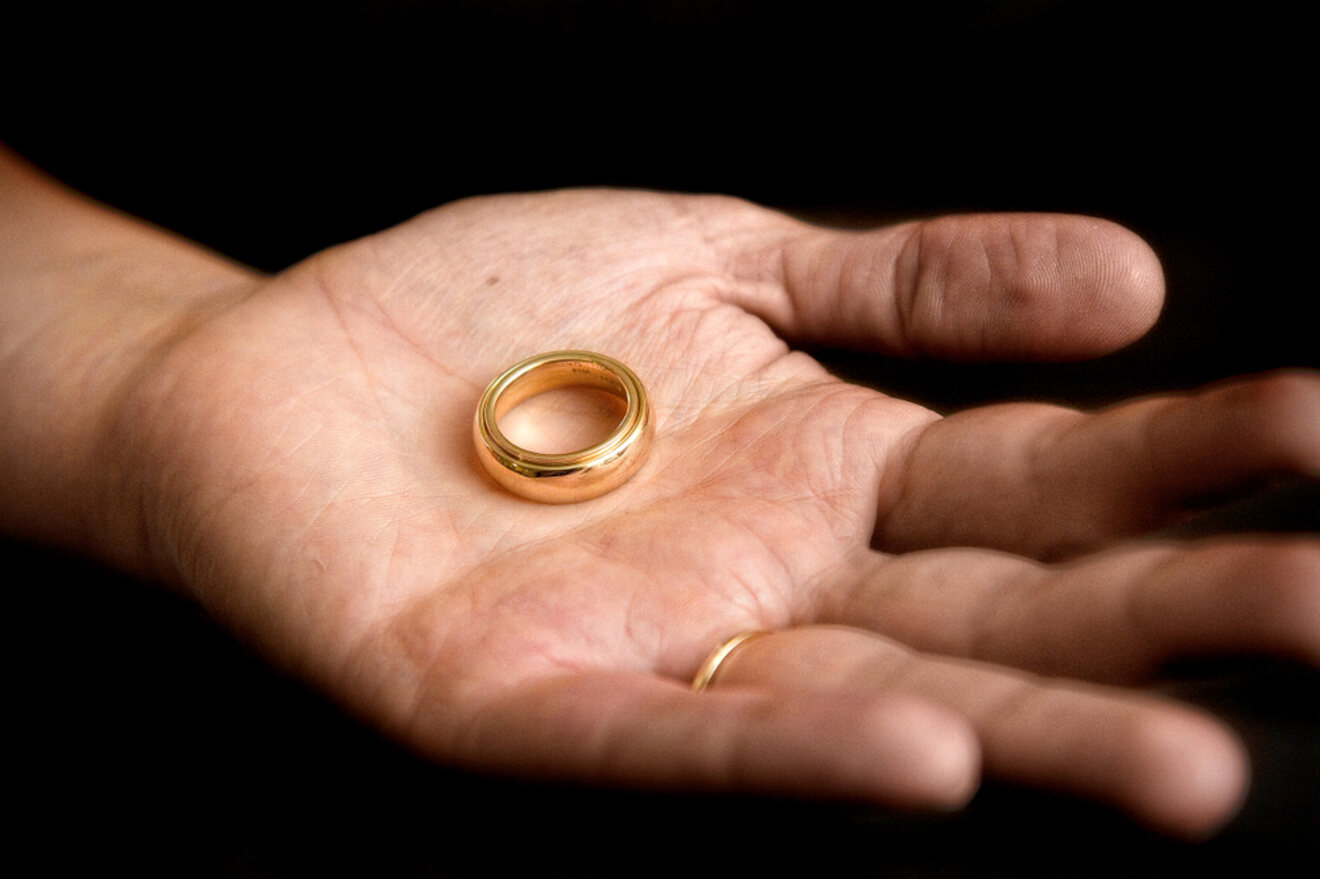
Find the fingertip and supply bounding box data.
[1001,214,1164,359]
[855,697,982,810]
[1120,707,1250,840]
[1231,368,1320,475]
[918,713,983,810]
[1075,216,1165,353]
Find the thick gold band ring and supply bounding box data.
[691,631,767,692]
[473,350,653,504]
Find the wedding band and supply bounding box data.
[473,350,653,503]
[691,631,767,692]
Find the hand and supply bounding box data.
[82,190,1320,839]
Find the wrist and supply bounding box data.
[0,147,259,582]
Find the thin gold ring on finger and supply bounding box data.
[473,350,654,504]
[691,631,768,692]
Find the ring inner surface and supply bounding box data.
[490,359,634,461]
[494,359,627,419]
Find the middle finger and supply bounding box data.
[813,538,1320,683]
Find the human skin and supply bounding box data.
[2,146,1317,839]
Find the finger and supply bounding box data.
[710,626,1248,839]
[877,369,1320,559]
[405,670,980,812]
[816,538,1320,683]
[725,211,1163,361]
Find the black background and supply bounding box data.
[4,1,1316,874]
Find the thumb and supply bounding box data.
[729,211,1164,361]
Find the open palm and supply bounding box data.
[114,189,1319,839]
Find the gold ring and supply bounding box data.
[473,350,653,503]
[691,631,767,692]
